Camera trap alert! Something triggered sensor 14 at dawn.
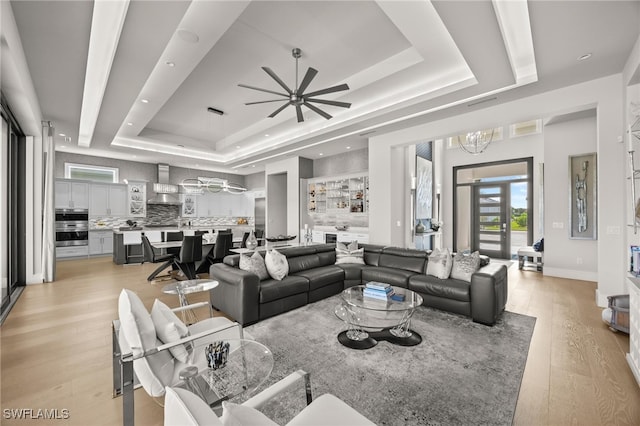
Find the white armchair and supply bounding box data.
[164,370,376,426]
[112,289,244,426]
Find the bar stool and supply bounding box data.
[123,231,144,264]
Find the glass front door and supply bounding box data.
[473,184,510,259]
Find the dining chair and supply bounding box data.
[165,231,184,256]
[255,229,264,246]
[240,232,250,248]
[174,235,203,280]
[210,232,233,264]
[143,236,177,281]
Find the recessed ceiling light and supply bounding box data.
[177,29,199,44]
[346,146,351,149]
[252,165,256,168]
[577,53,592,61]
[165,61,175,67]
[141,99,149,104]
[127,122,133,126]
[319,153,324,156]
[58,133,66,137]
[264,134,269,137]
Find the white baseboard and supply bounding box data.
[543,267,597,282]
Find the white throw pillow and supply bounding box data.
[337,240,359,251]
[119,289,175,397]
[220,401,279,426]
[335,243,365,265]
[264,249,289,280]
[426,248,453,279]
[239,251,269,280]
[450,251,481,282]
[119,289,156,353]
[151,299,190,363]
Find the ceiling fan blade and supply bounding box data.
[238,84,288,98]
[303,83,350,98]
[262,67,293,95]
[268,102,291,118]
[303,101,332,120]
[295,104,304,123]
[305,98,351,109]
[296,67,318,95]
[245,99,289,105]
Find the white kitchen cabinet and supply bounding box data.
[312,230,324,243]
[89,230,113,255]
[337,231,369,244]
[127,181,147,217]
[90,184,127,217]
[56,245,89,258]
[196,192,250,217]
[55,180,89,209]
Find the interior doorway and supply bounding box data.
[454,158,533,260]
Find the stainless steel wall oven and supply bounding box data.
[55,209,89,247]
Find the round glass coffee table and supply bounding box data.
[335,284,423,349]
[178,339,273,413]
[162,279,219,324]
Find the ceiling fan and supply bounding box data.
[238,48,351,123]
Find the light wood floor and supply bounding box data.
[1,257,639,425]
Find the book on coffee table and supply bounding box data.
[365,282,392,291]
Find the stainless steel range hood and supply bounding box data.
[147,164,181,205]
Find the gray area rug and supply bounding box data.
[246,295,536,426]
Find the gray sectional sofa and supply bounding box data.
[208,243,508,326]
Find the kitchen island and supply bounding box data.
[112,226,251,264]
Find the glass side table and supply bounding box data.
[162,279,219,324]
[177,339,274,414]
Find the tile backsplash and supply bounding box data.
[146,204,180,225]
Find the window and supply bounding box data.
[509,119,542,138]
[65,163,118,183]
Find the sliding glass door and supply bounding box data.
[1,113,8,312]
[1,101,25,319]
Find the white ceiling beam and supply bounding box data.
[492,0,537,84]
[77,0,130,147]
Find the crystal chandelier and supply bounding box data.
[457,129,495,155]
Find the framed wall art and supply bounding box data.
[569,152,597,239]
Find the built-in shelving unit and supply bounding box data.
[307,173,368,215]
